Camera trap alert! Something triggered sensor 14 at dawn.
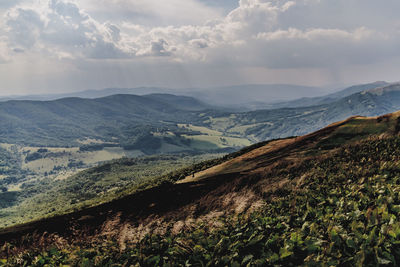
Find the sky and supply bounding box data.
[0,0,399,95]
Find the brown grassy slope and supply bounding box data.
[1,112,400,252]
[178,114,393,183]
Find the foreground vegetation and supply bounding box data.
[3,132,400,265]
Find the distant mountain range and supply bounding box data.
[1,81,400,152]
[1,82,393,110]
[265,81,389,109]
[0,84,326,109]
[208,82,400,141]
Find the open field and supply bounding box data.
[177,123,252,149]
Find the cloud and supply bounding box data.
[147,39,173,57]
[0,0,400,94]
[0,39,10,63]
[49,0,87,21]
[4,0,400,67]
[6,8,44,49]
[0,1,21,9]
[250,27,393,68]
[79,0,222,26]
[116,0,400,70]
[5,0,131,59]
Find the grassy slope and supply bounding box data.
[2,112,400,265]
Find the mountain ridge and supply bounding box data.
[0,83,324,108]
[0,93,209,147]
[263,81,390,109]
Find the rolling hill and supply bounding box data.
[0,94,210,147]
[204,82,400,142]
[2,111,400,265]
[0,84,323,108]
[265,81,389,109]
